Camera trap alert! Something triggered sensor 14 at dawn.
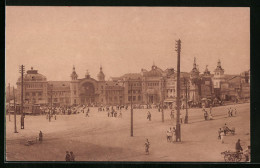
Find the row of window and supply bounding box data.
[128,95,142,102]
[147,82,159,86]
[107,96,123,102]
[128,90,141,94]
[105,90,123,94]
[130,83,142,87]
[48,91,69,96]
[25,83,44,88]
[25,92,42,97]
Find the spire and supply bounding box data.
[217,59,221,67]
[71,65,78,80]
[204,65,210,75]
[97,66,105,81]
[193,57,197,69]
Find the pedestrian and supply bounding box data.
[227,108,230,117]
[21,115,25,129]
[220,131,225,143]
[145,139,150,155]
[230,108,233,117]
[244,146,251,162]
[39,131,43,143]
[204,112,208,120]
[218,128,222,140]
[180,113,183,123]
[236,139,243,152]
[234,108,237,116]
[54,114,57,120]
[65,151,70,161]
[70,151,75,161]
[166,129,170,142]
[172,127,176,142]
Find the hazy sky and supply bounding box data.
[6,7,250,86]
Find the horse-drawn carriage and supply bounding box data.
[221,150,244,162]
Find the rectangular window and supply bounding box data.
[128,96,131,101]
[32,92,36,96]
[133,96,136,101]
[128,90,131,94]
[26,92,29,96]
[138,95,141,101]
[38,92,42,96]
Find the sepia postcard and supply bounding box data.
[5,6,250,162]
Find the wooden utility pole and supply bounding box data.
[175,39,181,142]
[13,86,18,133]
[19,65,25,129]
[130,82,133,137]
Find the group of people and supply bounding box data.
[227,107,237,117]
[166,127,176,142]
[107,108,122,118]
[65,151,75,161]
[203,108,213,121]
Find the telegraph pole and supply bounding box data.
[19,65,25,129]
[13,86,18,133]
[8,83,11,121]
[175,39,181,142]
[184,78,189,124]
[130,82,133,137]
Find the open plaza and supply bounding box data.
[5,102,250,162]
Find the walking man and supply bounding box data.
[145,139,150,155]
[220,131,225,144]
[21,115,25,129]
[39,131,43,143]
[236,139,243,152]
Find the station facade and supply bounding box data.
[16,59,250,107]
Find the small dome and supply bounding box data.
[143,65,163,77]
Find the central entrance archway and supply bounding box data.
[80,82,95,105]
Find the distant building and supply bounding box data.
[15,60,249,107]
